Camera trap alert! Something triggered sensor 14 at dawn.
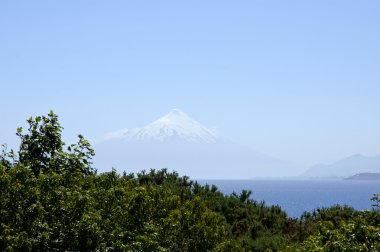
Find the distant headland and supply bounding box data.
[345,173,380,180]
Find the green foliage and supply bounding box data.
[0,144,16,169]
[16,111,95,176]
[1,111,379,251]
[0,164,233,251]
[284,205,380,251]
[292,218,380,251]
[371,193,380,211]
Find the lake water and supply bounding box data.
[198,180,380,218]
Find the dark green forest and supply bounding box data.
[1,112,379,251]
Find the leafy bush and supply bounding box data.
[1,111,379,251]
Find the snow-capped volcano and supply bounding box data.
[104,109,218,143]
[94,109,301,178]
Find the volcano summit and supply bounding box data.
[118,109,218,143]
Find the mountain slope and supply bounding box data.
[94,109,299,178]
[302,154,380,178]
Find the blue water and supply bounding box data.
[198,180,380,218]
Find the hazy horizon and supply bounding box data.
[1,1,380,176]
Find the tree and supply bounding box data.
[371,193,380,211]
[5,111,379,251]
[0,144,16,168]
[16,110,95,176]
[294,219,380,251]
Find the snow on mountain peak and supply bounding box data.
[154,109,193,124]
[102,109,219,143]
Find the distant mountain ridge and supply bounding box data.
[94,109,300,178]
[302,154,380,178]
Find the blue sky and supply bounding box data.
[1,0,380,167]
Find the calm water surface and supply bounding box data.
[198,180,380,217]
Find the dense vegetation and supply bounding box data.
[1,112,379,251]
